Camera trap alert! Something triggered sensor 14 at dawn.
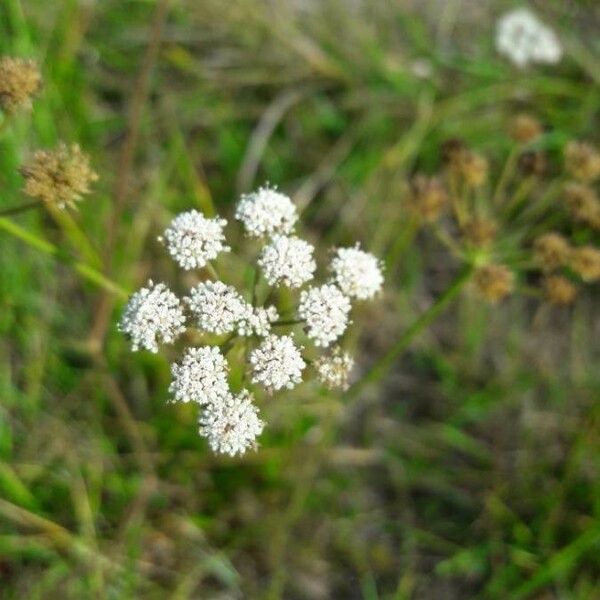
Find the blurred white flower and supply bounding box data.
[249,334,305,391]
[315,346,354,391]
[496,8,562,68]
[186,280,248,335]
[237,304,279,337]
[299,284,352,347]
[199,389,264,456]
[169,346,230,404]
[330,244,384,300]
[159,210,230,270]
[258,234,316,288]
[118,280,186,352]
[235,185,298,237]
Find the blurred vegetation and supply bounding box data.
[1,0,599,598]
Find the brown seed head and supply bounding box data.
[509,114,542,143]
[542,275,578,306]
[564,141,600,183]
[461,216,498,248]
[473,264,514,303]
[570,245,600,282]
[564,182,600,229]
[408,175,448,223]
[0,56,42,113]
[460,152,489,188]
[518,150,546,177]
[440,138,467,167]
[533,233,571,271]
[21,143,98,208]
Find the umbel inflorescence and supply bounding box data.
[119,186,383,457]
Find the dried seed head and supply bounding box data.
[533,233,571,271]
[460,152,489,188]
[542,275,577,306]
[0,56,42,113]
[565,141,600,183]
[408,175,448,222]
[440,138,467,167]
[314,347,354,391]
[509,114,542,143]
[570,246,600,282]
[20,143,98,208]
[518,151,546,177]
[564,183,600,229]
[461,216,498,248]
[473,264,514,302]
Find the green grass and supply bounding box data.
[1,0,599,598]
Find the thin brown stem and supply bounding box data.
[88,0,171,350]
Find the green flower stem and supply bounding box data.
[0,217,128,299]
[45,202,103,269]
[204,261,219,280]
[348,265,473,399]
[272,319,304,327]
[0,199,43,216]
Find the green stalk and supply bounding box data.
[348,265,473,398]
[0,217,128,299]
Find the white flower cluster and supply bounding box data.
[299,284,351,347]
[315,347,355,391]
[257,234,316,288]
[118,280,186,353]
[235,185,298,237]
[119,185,384,456]
[249,334,306,392]
[496,8,562,68]
[159,210,230,270]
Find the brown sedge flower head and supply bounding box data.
[440,138,467,167]
[473,263,514,303]
[542,275,578,306]
[533,233,571,271]
[20,143,98,208]
[569,245,600,282]
[461,216,497,248]
[518,150,546,177]
[408,175,448,223]
[509,114,542,143]
[460,152,489,188]
[564,183,600,229]
[564,141,600,183]
[0,56,42,113]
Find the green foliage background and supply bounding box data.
[0,0,599,598]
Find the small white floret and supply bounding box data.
[235,185,298,237]
[169,346,230,405]
[249,334,306,392]
[186,280,248,335]
[299,284,351,347]
[257,235,316,288]
[237,305,279,337]
[159,210,230,270]
[329,244,383,300]
[118,280,186,352]
[315,347,354,391]
[199,389,264,456]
